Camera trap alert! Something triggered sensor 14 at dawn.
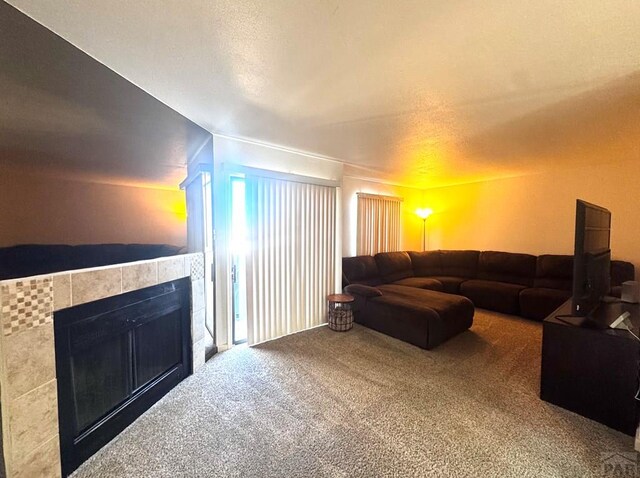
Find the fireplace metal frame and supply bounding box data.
[54,278,192,476]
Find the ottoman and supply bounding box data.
[345,283,474,349]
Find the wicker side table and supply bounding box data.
[327,294,355,331]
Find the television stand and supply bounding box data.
[540,299,640,435]
[553,297,622,329]
[554,314,609,329]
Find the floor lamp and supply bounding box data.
[416,208,433,251]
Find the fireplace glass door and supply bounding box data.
[72,332,132,434]
[55,278,192,476]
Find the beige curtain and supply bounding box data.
[356,193,402,255]
[245,175,337,345]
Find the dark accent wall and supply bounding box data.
[0,1,213,246]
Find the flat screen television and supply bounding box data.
[572,199,612,317]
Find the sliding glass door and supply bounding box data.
[244,174,337,345]
[229,177,248,344]
[226,168,339,347]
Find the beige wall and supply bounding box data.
[423,160,639,278]
[0,168,186,247]
[342,176,424,257]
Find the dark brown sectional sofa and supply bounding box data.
[0,244,185,280]
[342,250,635,349]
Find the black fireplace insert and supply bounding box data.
[54,278,192,476]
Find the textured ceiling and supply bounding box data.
[6,0,640,188]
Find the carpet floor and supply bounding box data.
[72,310,634,478]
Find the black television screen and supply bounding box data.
[572,199,612,317]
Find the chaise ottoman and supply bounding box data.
[344,283,474,349]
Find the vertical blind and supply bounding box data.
[245,175,337,345]
[356,193,402,255]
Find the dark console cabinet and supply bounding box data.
[540,300,640,435]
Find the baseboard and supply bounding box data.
[205,345,218,361]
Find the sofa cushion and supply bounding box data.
[532,256,634,291]
[344,284,383,298]
[439,250,480,278]
[73,244,131,269]
[477,251,537,287]
[374,285,474,349]
[344,283,383,316]
[427,276,468,294]
[342,256,382,286]
[534,255,573,290]
[408,251,442,277]
[391,277,444,292]
[354,293,435,349]
[0,243,184,280]
[374,251,414,283]
[0,244,74,280]
[460,279,527,315]
[519,288,571,321]
[611,260,635,287]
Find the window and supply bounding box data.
[356,193,402,255]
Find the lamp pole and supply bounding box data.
[416,208,432,251]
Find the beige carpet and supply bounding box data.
[72,310,634,477]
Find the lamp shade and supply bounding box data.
[416,208,433,220]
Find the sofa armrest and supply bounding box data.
[344,284,383,298]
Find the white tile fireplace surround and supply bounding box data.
[0,253,206,478]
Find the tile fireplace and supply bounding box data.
[56,278,192,475]
[0,253,207,478]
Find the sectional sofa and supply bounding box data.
[0,243,185,280]
[342,250,634,349]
